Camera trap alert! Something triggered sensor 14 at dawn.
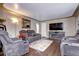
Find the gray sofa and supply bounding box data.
[20,30,41,43]
[27,34,41,43]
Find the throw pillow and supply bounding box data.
[19,32,26,40]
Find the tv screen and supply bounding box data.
[49,23,63,30]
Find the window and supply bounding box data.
[36,23,39,33]
[41,22,47,37]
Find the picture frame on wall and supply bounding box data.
[22,18,31,29]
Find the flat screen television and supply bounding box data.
[49,23,63,30]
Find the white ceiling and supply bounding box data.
[4,3,78,21]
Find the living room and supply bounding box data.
[0,3,79,56]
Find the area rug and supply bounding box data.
[29,38,53,52]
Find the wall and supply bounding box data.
[0,8,77,38]
[74,6,79,31]
[31,19,41,34]
[0,10,23,38]
[0,10,3,18]
[0,9,40,38]
[76,15,79,31]
[40,17,76,37]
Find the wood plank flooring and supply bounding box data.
[26,39,61,56]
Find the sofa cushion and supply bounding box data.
[28,34,33,37]
[19,33,26,38]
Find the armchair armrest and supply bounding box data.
[32,33,40,36]
[61,39,79,47]
[11,38,24,44]
[13,40,23,43]
[66,36,75,38]
[62,36,76,41]
[70,43,79,46]
[11,38,20,41]
[65,36,75,39]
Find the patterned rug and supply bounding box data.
[29,38,53,52]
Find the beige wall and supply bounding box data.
[40,17,76,37]
[76,15,79,31]
[0,8,78,38]
[0,9,40,38]
[31,19,41,34]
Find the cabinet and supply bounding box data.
[49,32,65,40]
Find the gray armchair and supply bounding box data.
[60,30,79,56]
[0,30,29,56]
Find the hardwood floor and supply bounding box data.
[26,39,61,56]
[0,39,61,56]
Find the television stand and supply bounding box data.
[49,31,65,41]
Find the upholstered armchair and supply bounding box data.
[60,30,79,56]
[0,30,29,56]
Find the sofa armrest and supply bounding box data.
[32,33,40,36]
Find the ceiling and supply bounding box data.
[4,3,78,21]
